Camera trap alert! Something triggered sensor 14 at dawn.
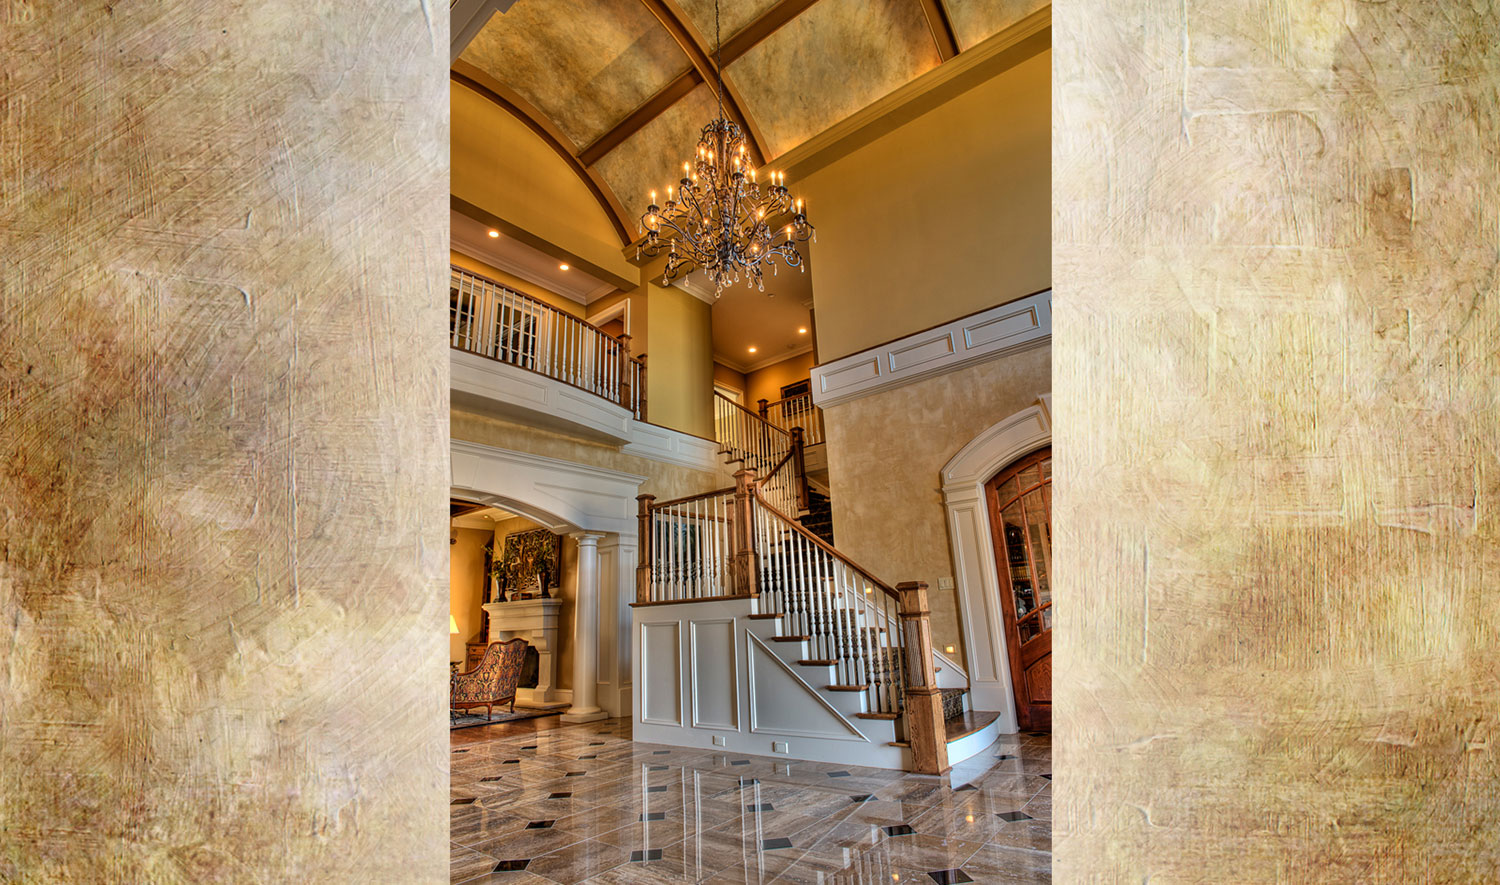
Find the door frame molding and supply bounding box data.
[939,395,1051,732]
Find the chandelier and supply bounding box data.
[637,0,814,296]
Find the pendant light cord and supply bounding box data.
[714,0,724,121]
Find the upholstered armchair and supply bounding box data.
[451,638,528,720]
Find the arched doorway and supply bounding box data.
[985,447,1051,731]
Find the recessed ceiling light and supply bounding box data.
[798,327,807,334]
[748,346,757,353]
[487,229,500,238]
[559,263,570,271]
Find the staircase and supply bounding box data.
[798,487,834,544]
[630,394,1001,773]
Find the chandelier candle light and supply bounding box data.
[637,0,814,296]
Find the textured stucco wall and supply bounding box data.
[1056,2,1500,880]
[823,346,1050,666]
[0,3,448,882]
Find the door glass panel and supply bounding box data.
[1016,464,1041,490]
[1017,613,1040,644]
[1000,501,1034,619]
[1025,488,1051,608]
[1042,606,1052,631]
[994,475,1020,506]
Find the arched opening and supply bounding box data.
[983,447,1052,732]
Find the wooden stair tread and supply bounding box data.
[797,659,837,666]
[747,613,783,620]
[887,711,1001,749]
[825,684,869,691]
[771,635,809,642]
[855,712,899,720]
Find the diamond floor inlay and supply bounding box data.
[451,716,1051,883]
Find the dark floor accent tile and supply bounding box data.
[451,798,476,806]
[492,859,530,872]
[590,741,606,746]
[521,745,538,750]
[578,754,597,760]
[502,759,520,765]
[955,783,977,791]
[630,849,664,862]
[745,803,774,813]
[761,837,793,850]
[737,778,760,788]
[850,795,874,803]
[639,812,666,822]
[995,754,1017,761]
[648,765,670,772]
[882,824,916,836]
[479,776,504,782]
[525,820,555,829]
[547,792,572,799]
[1041,773,1052,780]
[928,869,975,884]
[453,749,469,754]
[996,811,1034,822]
[730,759,751,766]
[1025,732,1049,737]
[653,750,671,755]
[565,771,586,777]
[646,785,668,793]
[827,771,851,778]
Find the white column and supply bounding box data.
[562,532,608,723]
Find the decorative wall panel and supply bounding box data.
[0,2,448,881]
[1056,2,1500,879]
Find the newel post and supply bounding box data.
[617,333,632,410]
[730,468,760,598]
[897,581,949,775]
[635,494,655,604]
[790,426,810,512]
[756,398,769,418]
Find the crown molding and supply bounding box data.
[716,342,815,375]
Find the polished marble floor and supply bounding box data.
[452,717,1051,884]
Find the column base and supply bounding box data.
[560,708,609,723]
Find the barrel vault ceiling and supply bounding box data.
[453,0,1049,243]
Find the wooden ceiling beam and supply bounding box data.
[915,0,961,60]
[584,0,827,168]
[636,0,767,166]
[451,62,636,246]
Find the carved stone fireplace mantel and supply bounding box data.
[483,598,567,709]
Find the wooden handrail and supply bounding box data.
[750,484,901,606]
[714,390,791,438]
[649,486,735,510]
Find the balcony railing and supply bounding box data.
[450,266,645,419]
[757,394,823,445]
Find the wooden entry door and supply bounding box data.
[985,448,1052,731]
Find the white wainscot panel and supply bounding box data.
[746,633,866,742]
[641,622,682,727]
[689,619,738,730]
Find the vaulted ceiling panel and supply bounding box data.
[593,82,724,224]
[676,0,784,48]
[460,0,693,149]
[944,0,1049,51]
[727,0,941,158]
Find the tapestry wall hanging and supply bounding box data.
[493,529,562,602]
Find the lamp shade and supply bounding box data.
[450,615,460,635]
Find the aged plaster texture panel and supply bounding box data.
[944,0,1051,52]
[677,0,783,47]
[460,0,692,148]
[0,3,448,882]
[451,411,734,502]
[1055,1,1500,880]
[822,347,1050,667]
[594,83,724,223]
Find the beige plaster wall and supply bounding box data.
[0,2,448,880]
[713,362,749,398]
[450,526,492,663]
[802,47,1051,361]
[1057,2,1500,878]
[823,346,1050,665]
[451,80,635,283]
[644,280,715,439]
[745,351,817,407]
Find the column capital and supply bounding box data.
[569,531,606,545]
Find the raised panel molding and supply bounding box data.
[689,619,738,730]
[811,291,1052,408]
[640,622,683,727]
[745,633,867,742]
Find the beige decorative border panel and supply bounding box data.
[1,3,449,881]
[1055,2,1500,880]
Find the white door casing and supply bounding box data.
[940,395,1051,731]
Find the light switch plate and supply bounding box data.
[712,735,726,747]
[937,576,955,590]
[772,742,790,754]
